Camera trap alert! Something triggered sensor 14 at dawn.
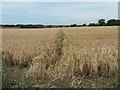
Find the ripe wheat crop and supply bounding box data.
[2,26,118,88]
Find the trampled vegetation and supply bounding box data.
[2,26,118,88]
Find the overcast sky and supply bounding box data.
[2,2,118,25]
[1,0,119,2]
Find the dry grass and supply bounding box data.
[2,26,118,88]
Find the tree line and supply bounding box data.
[1,19,120,28]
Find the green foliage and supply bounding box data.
[98,19,106,26]
[70,24,77,27]
[107,19,120,26]
[2,19,120,28]
[82,24,87,26]
[88,23,98,26]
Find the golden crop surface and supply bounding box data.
[2,26,118,88]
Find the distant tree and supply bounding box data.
[88,23,98,26]
[59,25,63,27]
[47,25,53,28]
[65,25,70,27]
[107,19,120,26]
[2,19,120,28]
[70,24,77,27]
[98,19,106,26]
[82,24,86,26]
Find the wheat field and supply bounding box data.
[2,26,118,88]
